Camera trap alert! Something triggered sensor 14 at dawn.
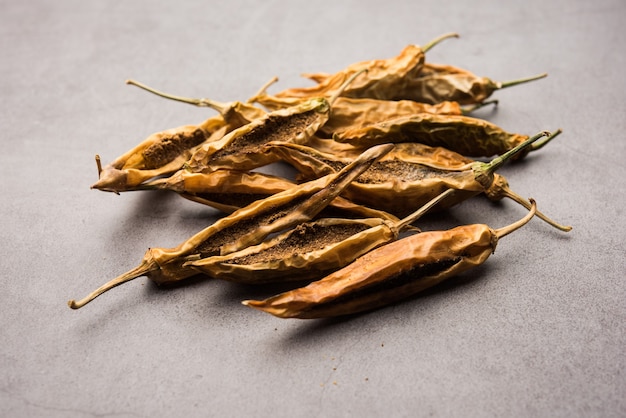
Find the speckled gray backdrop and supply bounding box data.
[1,1,624,417]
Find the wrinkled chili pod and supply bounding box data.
[91,82,268,193]
[67,144,393,309]
[266,132,571,232]
[185,189,454,283]
[408,62,547,105]
[243,200,537,319]
[178,69,367,175]
[141,168,400,222]
[333,112,555,159]
[273,33,458,101]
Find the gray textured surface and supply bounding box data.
[1,1,624,417]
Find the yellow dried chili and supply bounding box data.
[333,112,556,158]
[185,189,453,283]
[243,200,537,319]
[67,144,393,309]
[141,168,400,222]
[273,33,458,101]
[265,132,570,232]
[91,82,269,193]
[409,62,547,105]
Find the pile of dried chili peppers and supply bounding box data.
[69,33,571,319]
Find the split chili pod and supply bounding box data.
[243,200,538,319]
[67,143,394,310]
[184,189,454,284]
[265,131,571,232]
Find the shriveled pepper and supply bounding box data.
[243,200,538,319]
[91,81,269,193]
[265,131,571,232]
[185,189,453,284]
[273,33,458,101]
[333,112,555,159]
[141,168,400,222]
[67,144,393,309]
[408,62,547,105]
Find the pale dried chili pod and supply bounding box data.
[141,168,400,222]
[185,189,454,283]
[273,33,459,101]
[265,131,571,232]
[67,143,393,309]
[333,112,556,159]
[177,69,368,175]
[243,200,538,319]
[91,82,267,193]
[408,62,547,105]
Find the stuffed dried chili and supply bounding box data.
[67,144,393,309]
[243,200,537,319]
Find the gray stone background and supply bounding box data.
[1,1,624,417]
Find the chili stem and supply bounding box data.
[495,199,537,238]
[531,128,562,152]
[500,187,571,232]
[67,260,158,309]
[395,188,457,230]
[422,32,460,52]
[328,68,368,106]
[95,154,103,176]
[481,131,551,175]
[125,79,230,114]
[498,73,547,89]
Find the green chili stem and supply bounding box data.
[530,128,562,152]
[495,199,537,238]
[67,260,158,309]
[126,79,230,114]
[395,188,457,231]
[421,32,460,52]
[498,73,547,89]
[481,131,551,175]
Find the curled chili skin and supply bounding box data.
[243,201,536,319]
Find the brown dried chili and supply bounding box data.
[243,200,537,319]
[67,144,393,309]
[91,81,272,194]
[408,62,547,105]
[175,70,367,175]
[265,132,571,232]
[140,168,401,223]
[333,112,556,159]
[272,33,458,101]
[184,189,453,284]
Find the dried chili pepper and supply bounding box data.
[91,80,270,193]
[185,189,453,283]
[141,168,400,222]
[333,112,556,159]
[67,144,393,309]
[273,33,458,101]
[265,131,571,232]
[175,69,367,176]
[243,200,538,319]
[407,62,547,105]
